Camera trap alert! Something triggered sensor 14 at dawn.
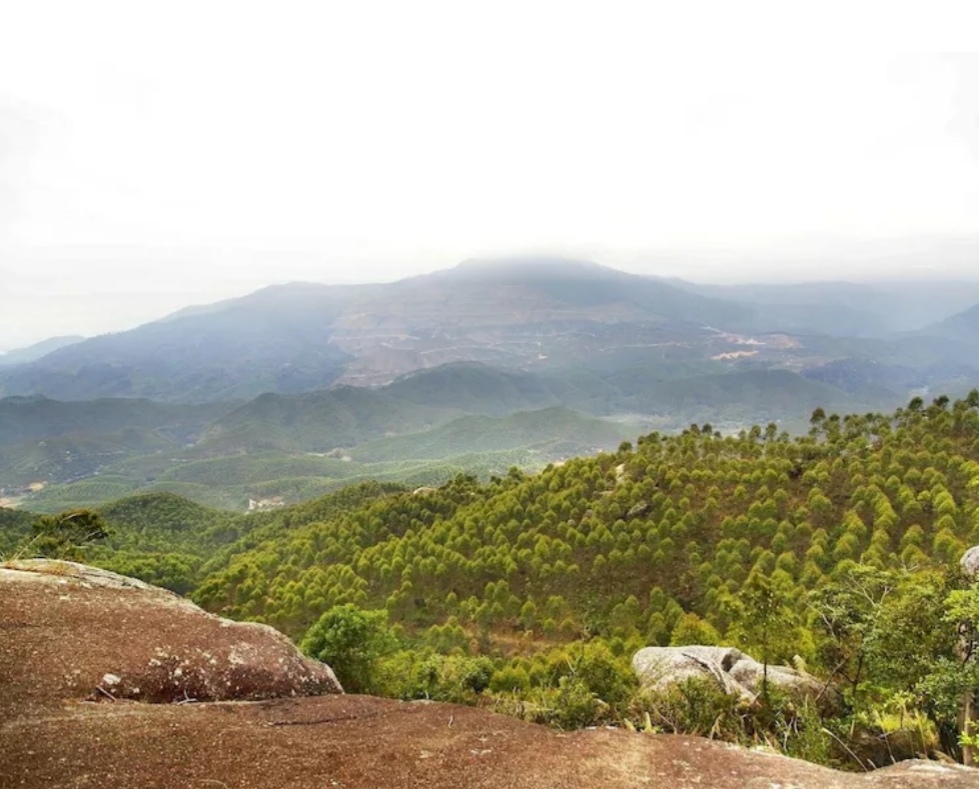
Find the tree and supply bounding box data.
[670,612,721,646]
[737,572,795,702]
[300,604,397,693]
[29,509,109,561]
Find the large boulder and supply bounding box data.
[633,645,836,711]
[728,658,831,702]
[0,559,342,713]
[961,545,979,579]
[633,646,752,698]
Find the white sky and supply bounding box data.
[1,1,978,351]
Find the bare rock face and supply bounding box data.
[0,559,342,713]
[2,562,977,789]
[633,645,836,712]
[634,646,751,696]
[961,545,979,579]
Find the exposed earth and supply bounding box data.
[2,561,977,789]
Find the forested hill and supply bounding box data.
[192,394,979,645]
[4,393,979,766]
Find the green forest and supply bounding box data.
[4,392,979,769]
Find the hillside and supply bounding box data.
[0,284,355,401]
[195,385,453,454]
[0,259,750,400]
[383,361,617,416]
[0,395,234,448]
[920,302,979,343]
[673,279,979,337]
[4,361,876,512]
[0,335,85,365]
[6,393,978,767]
[350,407,633,462]
[0,395,239,499]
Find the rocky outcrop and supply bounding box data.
[633,645,834,710]
[962,545,979,579]
[2,562,976,788]
[0,559,341,713]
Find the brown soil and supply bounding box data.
[2,561,977,789]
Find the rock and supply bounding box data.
[633,646,752,698]
[626,501,651,519]
[0,559,341,712]
[961,545,979,579]
[3,563,978,788]
[633,645,838,711]
[729,658,839,713]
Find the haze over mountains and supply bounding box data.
[1,257,977,512]
[2,257,977,400]
[0,336,85,366]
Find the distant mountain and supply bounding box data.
[0,396,235,449]
[194,385,452,454]
[0,258,974,477]
[619,368,859,425]
[0,258,757,401]
[384,361,617,416]
[0,396,237,489]
[918,302,979,343]
[0,358,887,509]
[801,358,925,401]
[350,406,631,462]
[195,363,859,458]
[0,336,85,366]
[0,285,355,402]
[670,280,979,337]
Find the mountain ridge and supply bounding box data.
[2,258,976,404]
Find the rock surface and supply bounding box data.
[3,561,978,789]
[633,645,834,709]
[0,559,342,713]
[962,545,979,579]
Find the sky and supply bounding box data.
[1,2,978,352]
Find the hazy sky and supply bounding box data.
[1,2,978,351]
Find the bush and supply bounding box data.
[300,604,397,693]
[632,677,744,739]
[552,676,604,729]
[376,651,495,703]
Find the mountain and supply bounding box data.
[918,302,979,343]
[0,285,355,402]
[0,395,237,492]
[0,258,756,401]
[0,395,234,449]
[617,367,857,423]
[671,279,979,337]
[350,406,631,462]
[383,361,617,415]
[194,385,453,454]
[3,260,977,405]
[0,336,85,366]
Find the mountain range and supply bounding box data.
[3,257,976,403]
[1,257,977,511]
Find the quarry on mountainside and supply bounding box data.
[2,560,978,789]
